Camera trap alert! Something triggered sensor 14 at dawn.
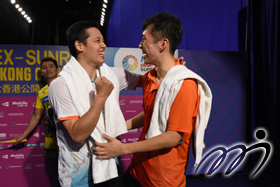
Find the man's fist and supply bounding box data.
[95,76,114,99]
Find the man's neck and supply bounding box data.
[76,56,99,81]
[154,55,176,84]
[46,77,57,85]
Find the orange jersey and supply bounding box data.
[129,60,199,186]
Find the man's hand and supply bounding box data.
[13,135,26,145]
[91,134,124,159]
[178,56,186,66]
[95,76,114,99]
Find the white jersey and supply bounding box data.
[49,67,139,187]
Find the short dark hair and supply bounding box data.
[142,12,183,55]
[66,20,100,58]
[40,57,58,68]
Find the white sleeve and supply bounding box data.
[49,77,79,120]
[111,67,139,91]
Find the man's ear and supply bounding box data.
[74,40,83,52]
[159,38,169,53]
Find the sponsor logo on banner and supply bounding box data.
[0,133,6,138]
[12,101,28,107]
[122,55,138,71]
[124,110,136,113]
[140,63,153,72]
[26,143,39,147]
[129,100,143,104]
[128,138,139,143]
[9,134,21,138]
[0,123,7,127]
[6,165,9,169]
[0,144,3,149]
[25,164,32,169]
[33,132,39,137]
[119,99,125,105]
[12,123,28,127]
[2,102,9,107]
[40,143,45,147]
[113,48,177,75]
[9,165,22,168]
[128,129,138,133]
[121,139,126,143]
[114,48,152,75]
[11,154,24,159]
[28,154,43,157]
[32,102,36,107]
[120,158,130,161]
[8,113,24,116]
[2,155,8,159]
[36,164,45,167]
[0,112,4,118]
[0,166,2,169]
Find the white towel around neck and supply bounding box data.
[59,56,127,183]
[145,65,212,167]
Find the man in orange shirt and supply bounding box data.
[92,12,212,187]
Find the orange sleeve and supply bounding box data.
[167,79,199,132]
[59,116,79,121]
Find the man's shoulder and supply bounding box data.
[48,77,67,96]
[38,84,49,96]
[49,77,65,88]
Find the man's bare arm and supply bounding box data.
[14,108,44,144]
[91,130,182,159]
[126,112,144,130]
[62,77,114,144]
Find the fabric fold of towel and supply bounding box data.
[59,56,127,183]
[145,65,212,167]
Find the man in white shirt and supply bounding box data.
[49,20,140,187]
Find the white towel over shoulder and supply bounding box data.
[145,65,212,167]
[59,56,127,183]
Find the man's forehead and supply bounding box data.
[41,61,54,66]
[143,24,154,35]
[87,27,103,38]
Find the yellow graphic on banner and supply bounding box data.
[0,48,68,82]
[0,49,14,65]
[2,84,11,93]
[12,84,21,93]
[26,50,70,66]
[31,84,40,93]
[0,84,41,94]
